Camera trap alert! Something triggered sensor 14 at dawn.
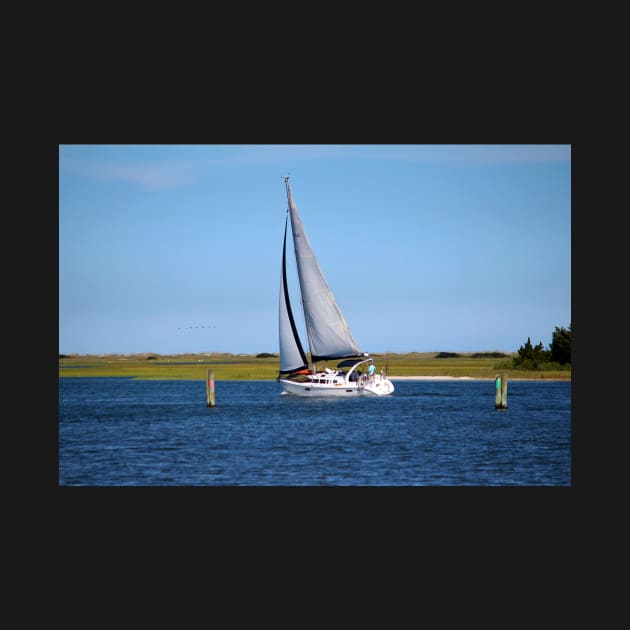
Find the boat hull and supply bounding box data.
[278,376,394,397]
[363,378,395,396]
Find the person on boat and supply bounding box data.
[368,364,376,378]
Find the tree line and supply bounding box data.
[512,324,571,369]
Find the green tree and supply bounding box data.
[513,336,550,368]
[549,324,571,365]
[517,337,535,361]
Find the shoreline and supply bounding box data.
[390,376,487,381]
[389,375,570,382]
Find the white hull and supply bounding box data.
[279,374,395,397]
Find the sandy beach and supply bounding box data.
[390,375,488,381]
[389,375,568,382]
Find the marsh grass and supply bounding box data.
[58,352,571,381]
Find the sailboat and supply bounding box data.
[278,176,395,397]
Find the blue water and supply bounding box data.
[58,378,571,486]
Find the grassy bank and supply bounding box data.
[58,352,571,381]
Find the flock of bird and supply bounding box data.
[177,325,217,330]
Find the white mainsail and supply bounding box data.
[283,177,361,363]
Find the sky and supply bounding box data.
[59,144,571,356]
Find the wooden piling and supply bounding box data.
[206,368,215,407]
[495,372,507,409]
[501,372,508,408]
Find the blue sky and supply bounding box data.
[59,144,571,355]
